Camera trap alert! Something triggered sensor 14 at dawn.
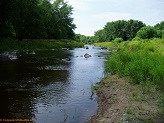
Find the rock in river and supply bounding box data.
[84,53,92,58]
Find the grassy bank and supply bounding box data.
[0,38,84,52]
[95,38,164,86]
[93,38,164,122]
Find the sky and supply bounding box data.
[65,0,164,36]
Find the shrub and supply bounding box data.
[136,26,157,39]
[113,38,123,43]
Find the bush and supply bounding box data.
[113,38,123,43]
[132,37,141,41]
[136,26,157,39]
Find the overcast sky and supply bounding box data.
[66,0,164,36]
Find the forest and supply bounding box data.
[0,0,75,40]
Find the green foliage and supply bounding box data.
[103,39,164,86]
[154,22,164,39]
[136,26,157,39]
[154,21,164,30]
[0,0,76,40]
[94,29,106,42]
[94,20,164,43]
[74,34,94,44]
[113,38,123,44]
[104,20,128,41]
[94,19,145,42]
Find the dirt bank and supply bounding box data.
[88,75,164,123]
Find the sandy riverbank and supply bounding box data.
[88,75,164,123]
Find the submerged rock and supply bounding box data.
[84,53,92,58]
[85,46,89,49]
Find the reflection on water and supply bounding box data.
[0,46,109,123]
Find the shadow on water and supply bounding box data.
[0,46,110,123]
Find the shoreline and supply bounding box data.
[0,38,84,52]
[88,75,164,123]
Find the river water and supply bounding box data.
[0,45,109,123]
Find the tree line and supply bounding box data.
[94,19,164,42]
[74,34,94,44]
[0,0,76,41]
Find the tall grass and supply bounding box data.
[94,38,164,117]
[96,38,164,87]
[0,38,84,52]
[107,51,164,85]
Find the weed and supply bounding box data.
[126,108,133,115]
[91,83,103,93]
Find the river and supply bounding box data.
[0,45,109,123]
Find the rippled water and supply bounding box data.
[0,45,109,123]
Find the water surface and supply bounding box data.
[0,45,109,123]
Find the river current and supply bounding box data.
[0,45,109,123]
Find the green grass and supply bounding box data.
[96,38,164,86]
[0,38,84,52]
[94,42,116,50]
[95,38,164,112]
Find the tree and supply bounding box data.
[52,0,76,39]
[126,19,146,40]
[154,21,164,38]
[99,20,145,42]
[94,29,106,42]
[0,0,76,40]
[0,0,14,37]
[136,26,157,39]
[11,0,41,40]
[154,21,164,30]
[74,34,94,44]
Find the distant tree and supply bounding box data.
[100,20,145,42]
[94,29,106,42]
[136,26,157,39]
[80,35,87,43]
[154,21,164,30]
[154,21,164,38]
[74,34,81,42]
[74,34,94,44]
[126,19,146,40]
